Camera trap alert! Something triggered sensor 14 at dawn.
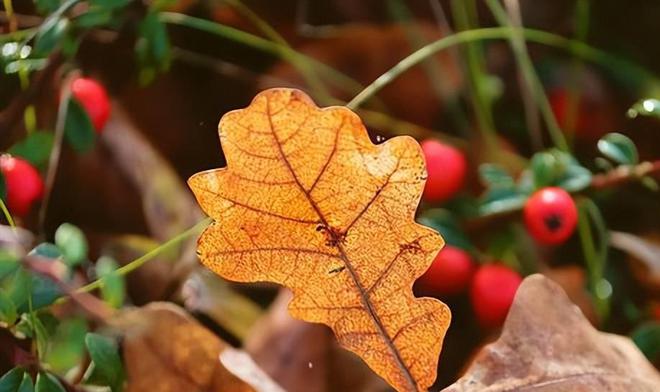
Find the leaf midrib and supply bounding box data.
[264,98,418,392]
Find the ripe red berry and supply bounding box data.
[417,245,475,296]
[70,77,111,133]
[421,140,467,203]
[470,264,522,328]
[0,155,44,217]
[524,187,578,245]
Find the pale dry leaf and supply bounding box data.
[189,88,449,392]
[443,274,660,392]
[120,302,281,392]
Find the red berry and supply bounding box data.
[549,88,610,141]
[0,155,44,217]
[71,77,111,133]
[417,245,475,296]
[524,187,578,245]
[470,264,522,328]
[421,140,467,203]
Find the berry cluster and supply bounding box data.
[1,77,110,218]
[419,139,579,327]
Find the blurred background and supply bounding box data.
[1,1,660,391]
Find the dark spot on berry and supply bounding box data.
[544,213,563,232]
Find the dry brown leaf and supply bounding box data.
[121,302,282,392]
[443,274,660,392]
[188,88,449,392]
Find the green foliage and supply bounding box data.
[54,223,88,267]
[7,267,61,313]
[95,256,125,309]
[64,98,96,152]
[34,373,65,392]
[136,12,171,85]
[627,98,660,119]
[17,373,33,392]
[34,17,70,56]
[631,322,660,362]
[418,209,474,251]
[0,289,17,325]
[8,132,55,168]
[83,333,125,392]
[598,132,639,165]
[0,368,24,392]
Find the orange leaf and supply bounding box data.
[189,88,450,392]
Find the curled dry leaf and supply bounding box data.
[443,274,660,392]
[188,88,449,392]
[120,302,282,392]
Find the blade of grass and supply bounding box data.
[0,198,16,228]
[387,0,470,134]
[564,0,590,145]
[347,26,659,109]
[158,12,363,105]
[485,0,568,152]
[223,0,332,103]
[450,0,498,152]
[577,197,610,321]
[76,218,211,294]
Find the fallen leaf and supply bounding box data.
[189,88,449,392]
[443,274,660,392]
[120,302,282,392]
[245,289,389,392]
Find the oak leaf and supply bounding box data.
[188,88,450,392]
[443,274,660,392]
[121,302,283,392]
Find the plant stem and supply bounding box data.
[450,0,498,152]
[346,26,659,110]
[485,0,569,152]
[224,0,332,102]
[0,198,16,228]
[577,197,610,321]
[76,218,211,294]
[158,12,363,104]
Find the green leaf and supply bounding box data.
[34,17,70,55]
[74,9,113,29]
[627,98,660,119]
[0,367,24,392]
[631,322,660,362]
[89,0,131,9]
[17,373,33,392]
[54,223,88,267]
[530,151,557,189]
[95,257,125,309]
[417,209,474,251]
[597,132,639,165]
[64,98,95,153]
[29,243,62,260]
[0,290,17,325]
[478,164,514,189]
[35,0,61,14]
[44,317,88,374]
[35,373,65,392]
[479,188,527,216]
[0,250,19,280]
[9,132,54,168]
[32,316,50,360]
[8,268,61,313]
[84,333,125,392]
[136,12,171,84]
